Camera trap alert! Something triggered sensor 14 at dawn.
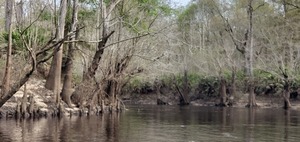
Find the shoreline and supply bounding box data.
[1,78,299,119]
[122,93,300,109]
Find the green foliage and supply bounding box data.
[137,0,173,16]
[0,60,6,69]
[123,70,300,98]
[79,0,97,4]
[177,0,224,34]
[160,73,220,98]
[171,73,203,88]
[291,77,300,90]
[120,0,173,33]
[72,73,82,85]
[130,77,144,88]
[254,69,277,81]
[1,27,48,53]
[78,9,96,20]
[222,70,245,82]
[177,3,198,30]
[125,77,154,94]
[40,10,52,21]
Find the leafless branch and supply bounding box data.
[104,32,152,48]
[20,6,47,35]
[285,2,300,9]
[36,26,84,56]
[254,3,265,11]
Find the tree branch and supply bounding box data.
[36,26,84,56]
[105,32,152,48]
[253,3,265,11]
[285,2,300,9]
[20,6,47,35]
[212,0,245,54]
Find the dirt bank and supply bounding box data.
[0,78,81,118]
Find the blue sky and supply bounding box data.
[170,0,191,7]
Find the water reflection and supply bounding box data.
[0,113,121,142]
[0,106,300,142]
[284,110,290,142]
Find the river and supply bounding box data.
[0,105,300,142]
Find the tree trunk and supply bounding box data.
[175,70,189,106]
[84,0,112,80]
[182,69,189,105]
[61,0,78,107]
[28,93,34,117]
[283,81,291,109]
[219,76,228,107]
[282,0,293,70]
[21,83,27,116]
[0,1,69,108]
[5,0,13,32]
[15,0,24,27]
[1,0,14,98]
[45,0,67,104]
[247,80,256,107]
[231,66,237,97]
[0,68,35,107]
[73,0,115,109]
[245,0,257,107]
[281,0,292,110]
[109,81,117,109]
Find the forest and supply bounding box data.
[0,0,299,118]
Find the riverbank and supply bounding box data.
[121,92,300,109]
[0,78,81,118]
[1,77,300,118]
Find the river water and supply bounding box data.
[0,105,300,142]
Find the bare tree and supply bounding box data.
[61,0,78,106]
[245,0,257,107]
[71,0,118,109]
[84,0,119,80]
[281,0,292,109]
[45,0,68,104]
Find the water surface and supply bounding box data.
[0,105,300,142]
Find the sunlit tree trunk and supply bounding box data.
[61,0,78,106]
[45,0,67,104]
